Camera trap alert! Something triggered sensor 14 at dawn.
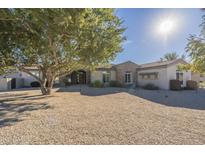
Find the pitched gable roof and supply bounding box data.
[138,58,187,70]
[113,60,139,67]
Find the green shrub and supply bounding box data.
[186,80,198,90]
[170,80,181,90]
[143,83,159,90]
[91,80,103,88]
[109,80,122,87]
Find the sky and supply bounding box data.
[113,8,205,64]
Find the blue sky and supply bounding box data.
[113,8,204,64]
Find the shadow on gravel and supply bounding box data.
[130,89,205,110]
[57,86,205,110]
[57,86,128,96]
[0,94,51,128]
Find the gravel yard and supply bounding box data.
[0,86,205,144]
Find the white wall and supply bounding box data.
[138,67,168,89]
[20,72,38,87]
[0,78,11,91]
[167,64,191,87]
[2,71,38,87]
[137,63,192,90]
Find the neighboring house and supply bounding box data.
[0,67,39,90]
[0,78,12,91]
[0,58,201,91]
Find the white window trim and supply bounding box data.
[102,71,110,83]
[125,72,132,84]
[140,73,159,80]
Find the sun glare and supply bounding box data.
[159,19,174,35]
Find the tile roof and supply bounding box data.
[139,58,187,69]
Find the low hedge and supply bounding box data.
[90,80,103,88]
[109,80,122,87]
[170,80,181,90]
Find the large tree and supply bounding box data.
[0,9,125,95]
[185,15,205,74]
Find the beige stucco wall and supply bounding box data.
[114,62,138,85]
[167,64,191,87]
[191,72,201,83]
[91,70,116,83]
[137,67,168,89]
[137,63,192,90]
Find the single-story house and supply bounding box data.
[0,58,203,90]
[60,58,201,89]
[0,67,39,91]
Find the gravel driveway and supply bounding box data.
[0,86,205,144]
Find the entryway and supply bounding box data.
[68,70,87,85]
[11,78,16,89]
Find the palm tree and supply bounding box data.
[161,52,178,61]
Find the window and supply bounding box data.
[102,72,110,83]
[125,72,132,83]
[176,71,183,85]
[150,74,156,80]
[200,74,204,77]
[139,72,158,80]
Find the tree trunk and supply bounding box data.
[46,78,54,95]
[40,79,48,95]
[40,75,54,95]
[40,86,48,95]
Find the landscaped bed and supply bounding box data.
[0,86,205,144]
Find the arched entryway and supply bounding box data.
[69,70,86,85]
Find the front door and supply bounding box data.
[11,78,16,89]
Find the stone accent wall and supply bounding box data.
[113,62,139,85]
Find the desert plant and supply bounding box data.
[170,80,181,90]
[186,80,198,90]
[91,80,103,88]
[143,83,159,90]
[109,80,122,87]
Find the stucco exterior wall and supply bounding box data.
[167,64,191,87]
[191,72,201,83]
[114,62,138,85]
[90,70,116,83]
[137,63,192,90]
[137,68,168,89]
[110,71,116,81]
[0,78,12,91]
[5,71,38,87]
